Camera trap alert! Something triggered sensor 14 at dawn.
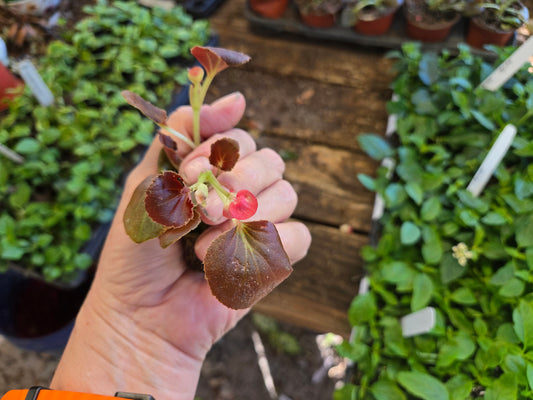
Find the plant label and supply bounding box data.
[358,276,370,295]
[479,36,533,91]
[16,60,54,107]
[401,307,436,338]
[0,38,8,66]
[466,124,517,197]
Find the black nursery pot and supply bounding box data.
[0,268,93,353]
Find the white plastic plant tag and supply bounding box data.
[466,124,517,197]
[358,276,370,295]
[401,307,436,338]
[0,143,25,164]
[16,60,54,106]
[0,38,8,66]
[479,36,533,91]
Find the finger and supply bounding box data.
[218,148,285,194]
[194,220,311,265]
[179,129,257,185]
[195,149,286,224]
[250,180,297,223]
[165,92,246,157]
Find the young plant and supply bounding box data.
[122,46,292,310]
[469,0,529,30]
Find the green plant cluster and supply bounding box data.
[0,0,210,284]
[336,43,533,399]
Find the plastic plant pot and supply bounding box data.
[466,16,515,48]
[249,0,289,18]
[300,11,337,28]
[0,63,23,111]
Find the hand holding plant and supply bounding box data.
[51,50,311,399]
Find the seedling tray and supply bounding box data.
[244,1,512,59]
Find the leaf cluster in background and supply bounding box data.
[0,0,210,283]
[336,42,533,399]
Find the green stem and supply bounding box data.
[192,170,233,207]
[190,72,216,146]
[158,123,196,149]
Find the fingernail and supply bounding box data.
[211,91,243,108]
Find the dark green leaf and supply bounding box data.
[484,373,517,400]
[371,379,406,400]
[348,292,377,325]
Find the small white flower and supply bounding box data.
[452,242,473,267]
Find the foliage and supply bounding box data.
[336,42,533,399]
[341,0,403,25]
[470,0,529,30]
[122,46,292,310]
[0,0,210,284]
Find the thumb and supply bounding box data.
[166,91,246,141]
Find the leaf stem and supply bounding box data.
[158,123,196,149]
[190,72,216,146]
[192,170,233,207]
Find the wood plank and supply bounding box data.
[257,136,377,231]
[210,0,396,89]
[254,222,368,337]
[208,68,389,152]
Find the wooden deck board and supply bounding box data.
[208,0,392,336]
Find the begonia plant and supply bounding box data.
[122,46,292,310]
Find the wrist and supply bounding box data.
[50,289,204,400]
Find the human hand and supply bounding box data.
[50,92,311,400]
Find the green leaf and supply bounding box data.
[484,373,517,400]
[445,374,472,400]
[440,253,466,284]
[418,52,440,85]
[357,134,393,160]
[400,221,421,245]
[357,173,375,191]
[411,273,433,311]
[499,278,525,298]
[371,379,406,400]
[420,197,442,221]
[123,175,166,243]
[471,109,495,130]
[513,300,533,349]
[14,138,40,154]
[422,225,443,264]
[527,363,533,392]
[450,287,477,305]
[397,371,449,400]
[437,332,476,368]
[515,214,533,247]
[405,182,423,205]
[348,292,377,326]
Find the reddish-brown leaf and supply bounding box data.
[191,46,251,76]
[123,175,166,243]
[209,138,240,171]
[204,221,292,309]
[159,210,202,248]
[121,90,167,124]
[145,171,194,228]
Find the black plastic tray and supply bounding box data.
[180,0,227,18]
[244,1,512,59]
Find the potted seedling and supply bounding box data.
[403,0,470,41]
[341,0,405,35]
[122,46,293,310]
[466,0,529,48]
[294,0,344,28]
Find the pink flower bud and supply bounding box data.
[224,190,258,220]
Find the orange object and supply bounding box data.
[0,63,24,111]
[1,387,155,400]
